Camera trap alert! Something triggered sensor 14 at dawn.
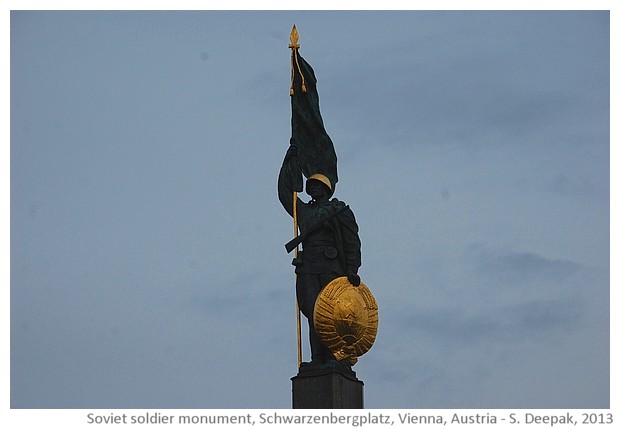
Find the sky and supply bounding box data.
[8,7,613,410]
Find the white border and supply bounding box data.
[3,1,616,428]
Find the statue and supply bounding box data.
[279,143,362,368]
[280,26,378,370]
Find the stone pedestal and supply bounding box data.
[291,364,364,409]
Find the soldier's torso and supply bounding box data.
[296,200,345,275]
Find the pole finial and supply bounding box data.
[289,24,300,50]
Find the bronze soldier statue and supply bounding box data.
[278,140,362,367]
[281,27,376,371]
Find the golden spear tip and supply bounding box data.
[289,25,300,49]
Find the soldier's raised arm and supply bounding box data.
[278,139,304,217]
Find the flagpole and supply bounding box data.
[293,191,302,368]
[290,24,303,369]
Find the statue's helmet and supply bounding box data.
[306,173,333,196]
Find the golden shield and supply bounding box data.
[313,277,379,365]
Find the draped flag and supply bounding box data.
[289,25,338,193]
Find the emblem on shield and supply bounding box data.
[313,276,379,365]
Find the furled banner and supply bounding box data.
[289,29,338,193]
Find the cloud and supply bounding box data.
[470,245,582,287]
[405,295,582,346]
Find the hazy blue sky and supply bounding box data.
[9,9,611,409]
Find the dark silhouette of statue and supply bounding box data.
[280,27,370,369]
[279,140,362,366]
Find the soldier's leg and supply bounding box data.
[296,274,328,364]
